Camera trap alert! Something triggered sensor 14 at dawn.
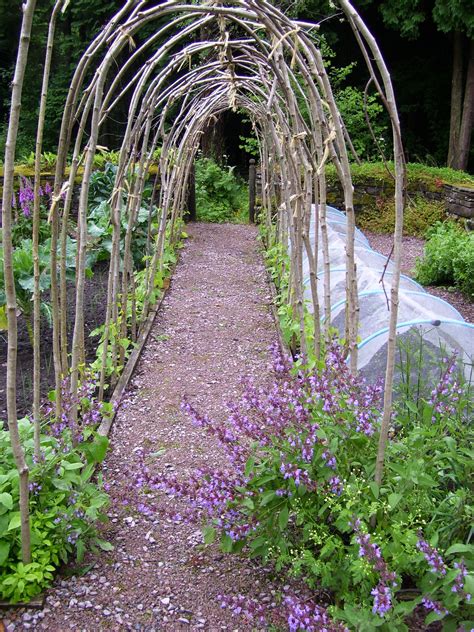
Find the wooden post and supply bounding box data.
[249,158,256,223]
[186,161,196,221]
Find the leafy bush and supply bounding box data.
[357,195,446,237]
[415,221,474,297]
[0,236,78,343]
[336,86,389,161]
[0,375,111,603]
[195,157,248,223]
[87,163,159,269]
[148,344,473,631]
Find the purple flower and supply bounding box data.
[18,176,34,217]
[371,583,392,616]
[352,519,397,601]
[417,536,446,575]
[328,476,343,496]
[322,450,336,470]
[428,353,463,421]
[421,597,448,616]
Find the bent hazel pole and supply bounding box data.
[1,0,38,564]
[339,0,406,487]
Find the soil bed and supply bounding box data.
[0,262,109,422]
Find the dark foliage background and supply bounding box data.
[0,0,472,172]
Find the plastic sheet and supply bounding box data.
[301,206,473,386]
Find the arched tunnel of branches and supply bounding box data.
[1,0,473,626]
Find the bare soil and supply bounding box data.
[0,263,109,422]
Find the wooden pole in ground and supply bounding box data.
[249,158,256,223]
[186,161,196,221]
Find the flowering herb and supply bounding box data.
[127,342,472,629]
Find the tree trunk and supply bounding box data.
[447,32,463,168]
[455,38,474,171]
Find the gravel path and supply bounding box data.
[365,231,474,323]
[4,223,278,632]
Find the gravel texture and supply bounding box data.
[2,223,279,632]
[365,231,474,323]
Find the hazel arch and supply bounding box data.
[2,1,405,561]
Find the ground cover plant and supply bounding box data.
[356,195,446,237]
[147,343,473,631]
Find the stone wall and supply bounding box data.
[327,180,473,224]
[257,173,474,222]
[443,184,474,220]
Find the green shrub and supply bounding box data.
[453,245,474,298]
[195,157,248,223]
[415,221,474,297]
[336,86,390,161]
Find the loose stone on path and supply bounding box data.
[7,223,278,631]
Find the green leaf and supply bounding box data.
[202,526,216,545]
[249,536,267,551]
[0,305,7,330]
[388,493,403,510]
[425,610,445,625]
[464,574,474,596]
[369,482,379,499]
[76,539,85,562]
[261,490,277,506]
[83,435,109,464]
[393,600,418,616]
[244,456,255,478]
[61,461,84,470]
[242,497,254,511]
[278,504,289,530]
[8,513,21,530]
[221,534,233,553]
[0,539,10,565]
[444,543,473,556]
[95,539,114,552]
[405,400,419,414]
[0,492,13,511]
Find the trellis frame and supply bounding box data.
[2,0,405,562]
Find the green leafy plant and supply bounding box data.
[0,385,111,603]
[0,237,78,343]
[357,195,446,237]
[86,162,159,269]
[195,157,248,223]
[415,221,474,297]
[166,343,473,630]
